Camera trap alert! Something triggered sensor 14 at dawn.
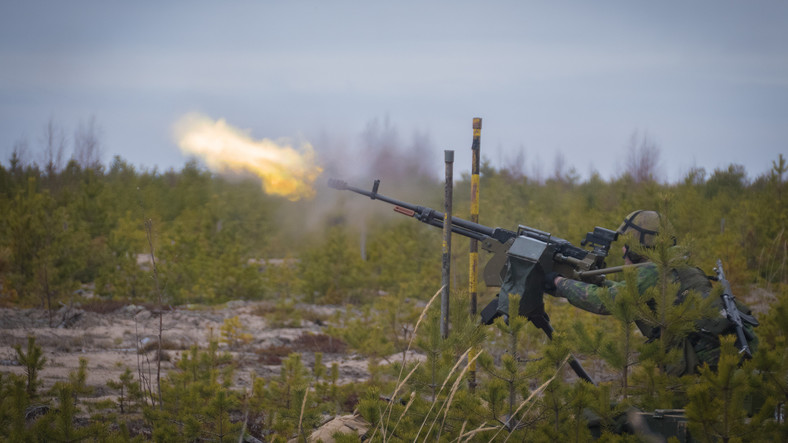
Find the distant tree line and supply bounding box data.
[1,128,786,311]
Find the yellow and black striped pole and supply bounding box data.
[469,118,482,316]
[469,118,482,390]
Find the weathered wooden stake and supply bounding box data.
[441,150,454,339]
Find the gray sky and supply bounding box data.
[1,1,786,182]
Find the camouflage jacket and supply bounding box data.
[555,262,660,315]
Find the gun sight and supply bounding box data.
[581,227,619,255]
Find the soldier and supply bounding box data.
[545,210,758,375]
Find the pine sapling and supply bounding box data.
[14,335,46,398]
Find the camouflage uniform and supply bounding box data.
[555,262,757,375]
[556,262,659,315]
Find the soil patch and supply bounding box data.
[0,301,381,397]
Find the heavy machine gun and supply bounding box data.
[328,178,621,383]
[328,179,617,285]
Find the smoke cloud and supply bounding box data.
[173,113,322,201]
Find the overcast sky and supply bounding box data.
[1,1,786,183]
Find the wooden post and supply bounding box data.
[442,150,454,339]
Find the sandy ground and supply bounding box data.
[0,301,402,397]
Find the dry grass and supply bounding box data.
[138,338,183,353]
[250,302,303,328]
[255,344,293,365]
[372,286,442,442]
[292,332,347,353]
[79,299,129,314]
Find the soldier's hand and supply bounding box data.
[543,272,562,296]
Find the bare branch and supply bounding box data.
[624,130,661,183]
[40,117,67,175]
[73,115,103,169]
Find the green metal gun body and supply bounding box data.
[714,260,755,358]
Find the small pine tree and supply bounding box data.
[530,332,590,440]
[751,276,788,435]
[219,315,252,350]
[69,357,92,405]
[35,366,106,441]
[265,353,316,439]
[327,304,394,385]
[572,269,642,400]
[13,335,46,398]
[0,374,32,441]
[686,335,771,441]
[360,290,486,441]
[477,295,535,429]
[147,340,241,441]
[311,352,342,416]
[206,389,238,443]
[49,383,80,441]
[106,366,143,414]
[413,308,453,406]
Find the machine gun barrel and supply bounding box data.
[328,178,515,244]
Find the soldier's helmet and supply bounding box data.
[617,210,661,247]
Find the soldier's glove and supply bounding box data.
[543,272,562,296]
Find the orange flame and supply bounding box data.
[174,113,322,201]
